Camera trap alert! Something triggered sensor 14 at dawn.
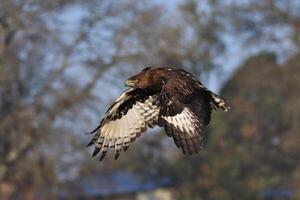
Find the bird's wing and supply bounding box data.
[178,69,230,111]
[87,88,160,161]
[158,89,212,155]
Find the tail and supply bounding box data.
[210,92,230,112]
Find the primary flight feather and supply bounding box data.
[87,67,230,161]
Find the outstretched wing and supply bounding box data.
[158,89,212,155]
[87,88,160,161]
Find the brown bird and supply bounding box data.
[87,67,230,161]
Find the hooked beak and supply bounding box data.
[125,79,137,87]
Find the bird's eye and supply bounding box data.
[142,67,152,72]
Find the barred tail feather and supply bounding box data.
[211,93,230,112]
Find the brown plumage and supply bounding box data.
[87,67,230,161]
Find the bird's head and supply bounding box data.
[126,67,165,91]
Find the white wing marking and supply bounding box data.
[90,93,160,160]
[162,107,196,137]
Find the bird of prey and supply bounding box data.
[87,67,230,161]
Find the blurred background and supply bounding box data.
[0,0,299,199]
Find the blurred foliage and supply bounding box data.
[173,53,300,200]
[0,0,227,199]
[225,0,300,50]
[0,0,300,199]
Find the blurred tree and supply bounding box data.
[0,0,160,199]
[172,53,300,200]
[224,0,300,59]
[79,0,300,194]
[2,0,299,199]
[111,0,226,78]
[0,0,229,198]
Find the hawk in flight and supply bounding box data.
[87,67,230,161]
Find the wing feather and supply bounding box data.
[158,88,212,155]
[87,88,160,160]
